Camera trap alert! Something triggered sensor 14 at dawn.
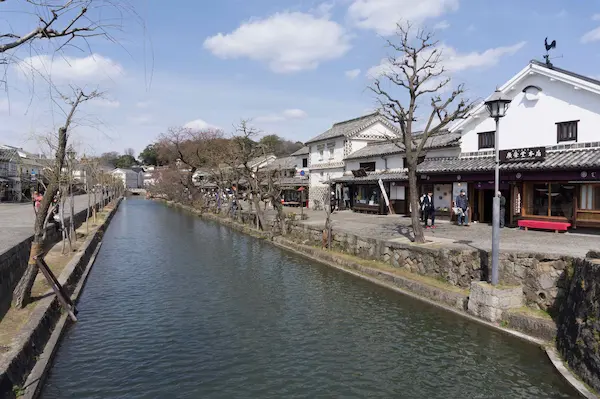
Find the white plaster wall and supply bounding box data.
[309,168,344,187]
[309,139,345,165]
[459,74,600,152]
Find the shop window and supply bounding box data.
[527,183,575,218]
[556,120,578,143]
[355,184,379,206]
[359,162,376,172]
[478,131,495,149]
[580,185,600,210]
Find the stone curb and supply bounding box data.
[546,347,599,399]
[0,198,122,399]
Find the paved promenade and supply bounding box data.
[0,194,98,254]
[273,207,598,258]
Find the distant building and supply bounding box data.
[112,168,143,189]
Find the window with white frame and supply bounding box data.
[327,142,335,159]
[317,145,324,161]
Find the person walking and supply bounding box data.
[422,190,436,228]
[343,186,350,209]
[498,191,506,228]
[455,189,470,226]
[419,193,427,222]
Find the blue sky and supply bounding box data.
[1,0,600,156]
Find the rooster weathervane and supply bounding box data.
[544,37,557,66]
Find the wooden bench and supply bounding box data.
[518,219,571,233]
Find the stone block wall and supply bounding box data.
[287,223,575,312]
[556,258,600,393]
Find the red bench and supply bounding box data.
[518,219,571,233]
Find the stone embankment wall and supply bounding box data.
[556,258,600,393]
[288,224,574,313]
[0,198,112,320]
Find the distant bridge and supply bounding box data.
[126,188,147,196]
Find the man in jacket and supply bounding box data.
[422,190,435,228]
[455,189,469,226]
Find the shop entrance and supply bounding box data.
[472,183,511,225]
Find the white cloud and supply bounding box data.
[441,42,526,72]
[90,98,120,108]
[348,0,459,35]
[16,54,124,83]
[255,108,308,123]
[582,26,600,43]
[433,20,450,30]
[203,12,351,73]
[592,13,600,21]
[345,68,361,79]
[367,42,525,83]
[183,118,219,130]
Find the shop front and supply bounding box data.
[333,172,408,215]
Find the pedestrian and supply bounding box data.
[343,186,350,209]
[419,193,427,222]
[422,190,436,228]
[498,191,506,228]
[455,189,470,226]
[33,191,43,214]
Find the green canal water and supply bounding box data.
[41,199,577,398]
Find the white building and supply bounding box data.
[452,60,600,152]
[415,59,600,228]
[112,168,143,189]
[305,112,395,208]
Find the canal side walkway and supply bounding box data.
[0,199,122,399]
[272,208,599,258]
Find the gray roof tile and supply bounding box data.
[291,146,309,156]
[333,171,408,183]
[417,146,600,174]
[345,131,461,160]
[305,112,399,144]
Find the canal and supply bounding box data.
[41,199,576,398]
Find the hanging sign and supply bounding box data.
[500,146,546,163]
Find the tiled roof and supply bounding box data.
[417,146,600,174]
[279,177,309,187]
[0,148,17,162]
[263,156,297,170]
[305,112,398,144]
[345,131,461,160]
[291,146,309,156]
[531,59,600,87]
[333,171,408,183]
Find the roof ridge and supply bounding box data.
[332,111,379,127]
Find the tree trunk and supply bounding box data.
[252,195,266,230]
[272,197,286,235]
[408,164,425,243]
[86,184,90,235]
[13,126,68,308]
[70,183,76,241]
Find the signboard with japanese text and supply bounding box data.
[499,147,546,163]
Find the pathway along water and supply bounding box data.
[41,199,577,398]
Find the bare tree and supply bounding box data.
[158,127,225,205]
[369,22,473,243]
[13,88,99,308]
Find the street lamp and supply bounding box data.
[484,89,512,286]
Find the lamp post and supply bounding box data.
[484,90,512,286]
